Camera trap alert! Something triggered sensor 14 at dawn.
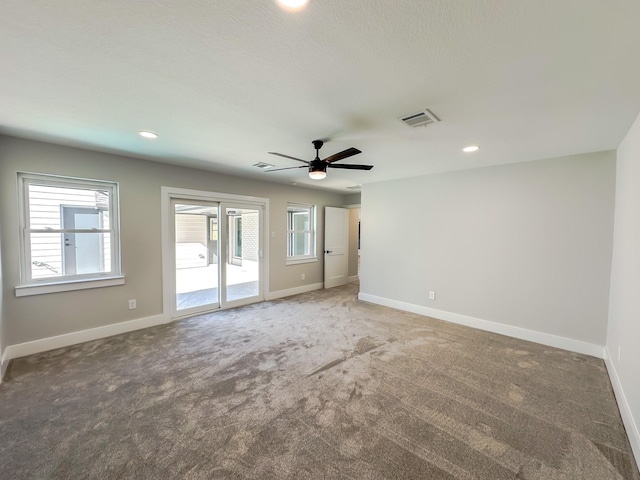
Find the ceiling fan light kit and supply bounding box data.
[276,0,309,11]
[138,130,158,139]
[267,139,373,181]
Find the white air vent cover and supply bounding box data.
[398,109,440,128]
[253,162,274,169]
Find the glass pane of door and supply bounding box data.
[224,206,260,303]
[174,201,219,312]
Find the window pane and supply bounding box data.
[28,184,109,230]
[293,211,309,231]
[292,232,309,256]
[29,232,63,279]
[234,217,242,257]
[20,173,120,287]
[287,203,315,261]
[29,232,110,278]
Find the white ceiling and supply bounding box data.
[2,0,640,193]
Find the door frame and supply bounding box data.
[161,186,269,320]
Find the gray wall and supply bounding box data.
[0,220,4,379]
[360,151,616,345]
[0,135,346,346]
[348,208,360,278]
[607,112,640,461]
[343,193,361,205]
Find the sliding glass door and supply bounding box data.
[173,200,220,315]
[223,206,261,305]
[166,192,265,318]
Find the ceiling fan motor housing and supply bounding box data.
[310,158,326,173]
[266,139,371,177]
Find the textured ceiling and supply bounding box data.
[2,0,640,192]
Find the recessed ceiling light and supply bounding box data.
[138,131,158,139]
[462,145,479,153]
[276,0,309,11]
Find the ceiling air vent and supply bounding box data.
[398,109,440,128]
[253,162,274,169]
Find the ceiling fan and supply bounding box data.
[267,140,373,180]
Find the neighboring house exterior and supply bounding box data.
[28,185,111,280]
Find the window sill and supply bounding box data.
[15,276,126,297]
[286,257,318,266]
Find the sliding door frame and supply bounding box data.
[161,186,269,320]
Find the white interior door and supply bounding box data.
[324,206,349,288]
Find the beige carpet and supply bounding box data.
[1,283,638,479]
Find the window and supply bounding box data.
[16,173,123,296]
[286,203,316,265]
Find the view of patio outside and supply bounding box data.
[176,260,259,309]
[174,204,260,311]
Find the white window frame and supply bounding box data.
[15,172,124,297]
[286,202,317,265]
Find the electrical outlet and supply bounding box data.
[618,345,622,362]
[301,273,305,280]
[429,291,436,300]
[128,299,137,310]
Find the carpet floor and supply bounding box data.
[1,283,638,479]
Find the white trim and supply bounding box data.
[358,293,605,358]
[0,349,9,382]
[604,348,640,469]
[2,313,169,362]
[161,186,270,205]
[265,282,323,301]
[286,257,318,266]
[348,275,359,282]
[15,276,125,297]
[17,172,122,287]
[286,202,317,264]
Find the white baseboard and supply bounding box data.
[604,348,640,469]
[3,313,170,362]
[265,282,324,301]
[358,293,605,358]
[348,275,359,283]
[3,283,322,366]
[0,349,9,383]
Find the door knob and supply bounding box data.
[325,250,333,254]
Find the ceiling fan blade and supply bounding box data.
[267,152,309,164]
[264,165,307,172]
[322,147,361,164]
[327,163,373,170]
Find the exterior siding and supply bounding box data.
[27,185,110,279]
